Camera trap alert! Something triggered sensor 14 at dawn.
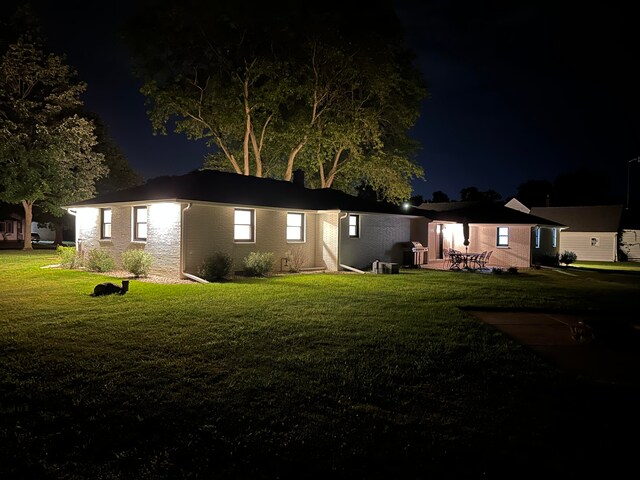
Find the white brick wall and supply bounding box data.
[316,212,339,271]
[183,203,325,274]
[339,213,422,269]
[75,203,182,277]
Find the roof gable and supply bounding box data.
[530,205,624,232]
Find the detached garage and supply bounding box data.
[529,205,623,262]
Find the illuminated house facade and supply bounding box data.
[66,169,427,278]
[418,202,563,268]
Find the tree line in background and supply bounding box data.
[415,167,623,207]
[0,5,141,248]
[125,0,426,204]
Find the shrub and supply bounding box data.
[121,249,153,277]
[199,252,234,281]
[243,251,274,276]
[286,245,306,273]
[559,250,577,266]
[493,267,503,275]
[86,249,115,272]
[507,266,518,274]
[57,245,82,269]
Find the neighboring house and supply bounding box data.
[0,203,24,241]
[65,169,428,278]
[418,202,563,268]
[528,205,624,262]
[620,209,640,261]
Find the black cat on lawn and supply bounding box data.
[92,280,129,296]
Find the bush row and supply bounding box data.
[56,246,153,277]
[198,251,277,281]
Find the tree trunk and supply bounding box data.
[285,139,306,181]
[21,200,33,251]
[243,79,251,175]
[54,221,64,245]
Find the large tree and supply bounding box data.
[0,40,107,249]
[127,0,425,203]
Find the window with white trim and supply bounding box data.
[348,214,360,238]
[234,208,254,242]
[535,227,540,249]
[497,226,509,247]
[133,206,147,241]
[101,208,112,239]
[286,212,305,242]
[552,228,557,248]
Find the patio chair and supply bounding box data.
[472,251,486,269]
[442,249,451,270]
[479,250,492,269]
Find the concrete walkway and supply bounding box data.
[468,310,640,387]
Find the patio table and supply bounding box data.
[450,252,482,270]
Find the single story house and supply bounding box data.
[525,205,624,262]
[0,203,24,241]
[65,169,428,278]
[417,202,564,268]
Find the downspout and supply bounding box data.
[180,203,209,284]
[337,211,365,273]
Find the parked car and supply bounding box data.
[31,232,40,242]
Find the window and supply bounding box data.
[535,227,540,249]
[348,214,360,238]
[497,226,509,247]
[286,212,305,242]
[101,208,112,239]
[234,208,254,242]
[552,228,557,248]
[5,221,13,233]
[0,222,5,233]
[133,206,147,241]
[590,237,599,247]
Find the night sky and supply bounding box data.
[10,0,640,202]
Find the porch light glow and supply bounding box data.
[149,202,181,231]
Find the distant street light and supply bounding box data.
[627,157,640,209]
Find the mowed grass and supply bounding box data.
[1,251,639,478]
[572,260,640,272]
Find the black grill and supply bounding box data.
[403,241,428,267]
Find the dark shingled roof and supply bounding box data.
[418,202,564,226]
[68,169,421,216]
[530,205,624,232]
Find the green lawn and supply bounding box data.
[1,251,639,478]
[572,260,640,272]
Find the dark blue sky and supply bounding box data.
[20,0,640,202]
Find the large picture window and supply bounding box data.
[133,206,147,241]
[348,214,360,238]
[101,208,112,239]
[234,209,254,242]
[286,212,305,242]
[497,226,509,247]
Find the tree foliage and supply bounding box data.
[126,0,426,203]
[0,40,107,248]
